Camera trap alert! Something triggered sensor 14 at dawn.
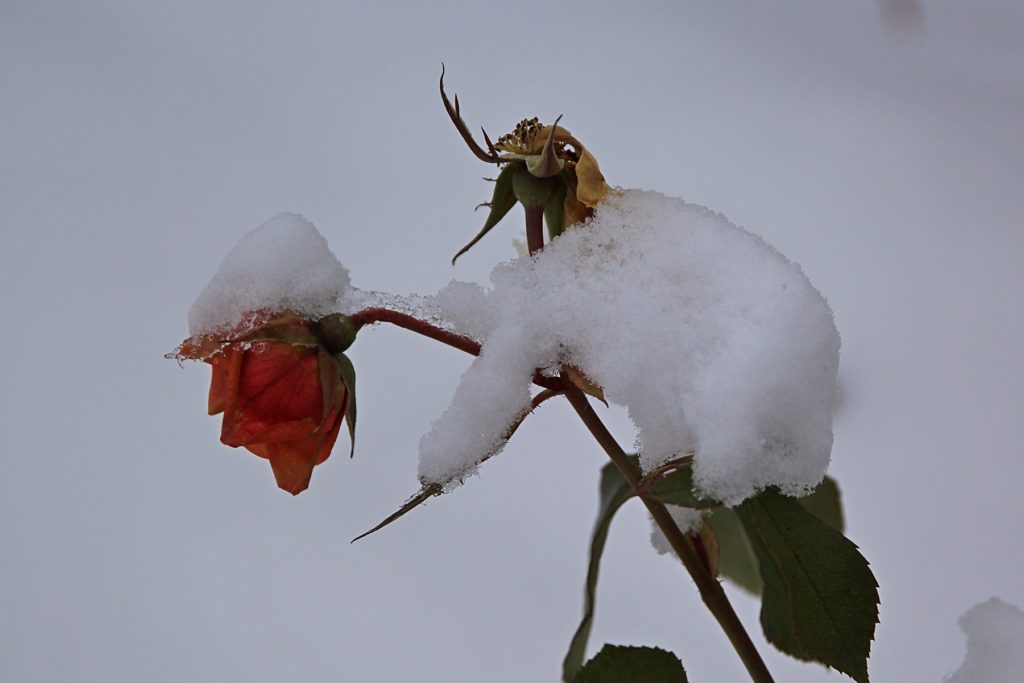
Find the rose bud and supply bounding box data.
[177,312,358,495]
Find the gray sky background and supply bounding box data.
[2,2,1022,681]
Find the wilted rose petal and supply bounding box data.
[179,313,353,495]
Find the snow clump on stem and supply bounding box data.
[420,189,840,505]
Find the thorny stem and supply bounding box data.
[350,308,481,355]
[354,248,771,679]
[562,387,776,683]
[500,388,563,443]
[349,307,562,392]
[525,205,545,255]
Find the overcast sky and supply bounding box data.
[2,2,1022,681]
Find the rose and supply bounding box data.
[440,71,613,262]
[178,312,357,495]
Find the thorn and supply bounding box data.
[481,127,498,156]
[439,65,502,164]
[474,202,491,211]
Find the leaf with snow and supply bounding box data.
[710,476,845,596]
[737,489,878,682]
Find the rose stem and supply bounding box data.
[525,205,545,254]
[349,308,480,355]
[562,386,776,683]
[348,308,561,392]
[358,209,771,679]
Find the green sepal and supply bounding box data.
[545,177,568,240]
[562,459,637,682]
[737,489,878,682]
[451,162,519,265]
[574,645,688,683]
[645,464,719,509]
[512,163,559,208]
[314,313,361,354]
[334,352,357,457]
[525,118,564,178]
[525,152,563,178]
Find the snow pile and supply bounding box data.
[188,213,350,335]
[650,507,706,555]
[420,190,840,504]
[945,597,1024,683]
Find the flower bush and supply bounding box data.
[171,71,879,683]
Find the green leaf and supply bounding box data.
[545,177,568,240]
[707,506,763,595]
[737,489,879,682]
[334,352,357,457]
[562,461,636,682]
[350,484,442,543]
[512,163,558,208]
[451,162,519,265]
[710,476,844,596]
[646,465,719,509]
[798,475,844,533]
[574,645,688,683]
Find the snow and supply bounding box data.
[945,597,1024,683]
[650,506,706,555]
[420,190,840,504]
[186,194,839,504]
[416,326,542,486]
[188,212,350,336]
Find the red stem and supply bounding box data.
[349,307,561,391]
[525,205,545,254]
[350,308,481,355]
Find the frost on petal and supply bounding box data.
[945,597,1024,683]
[422,190,840,503]
[188,213,350,336]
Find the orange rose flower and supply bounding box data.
[178,312,357,495]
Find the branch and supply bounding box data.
[562,387,776,683]
[349,307,562,391]
[350,307,480,355]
